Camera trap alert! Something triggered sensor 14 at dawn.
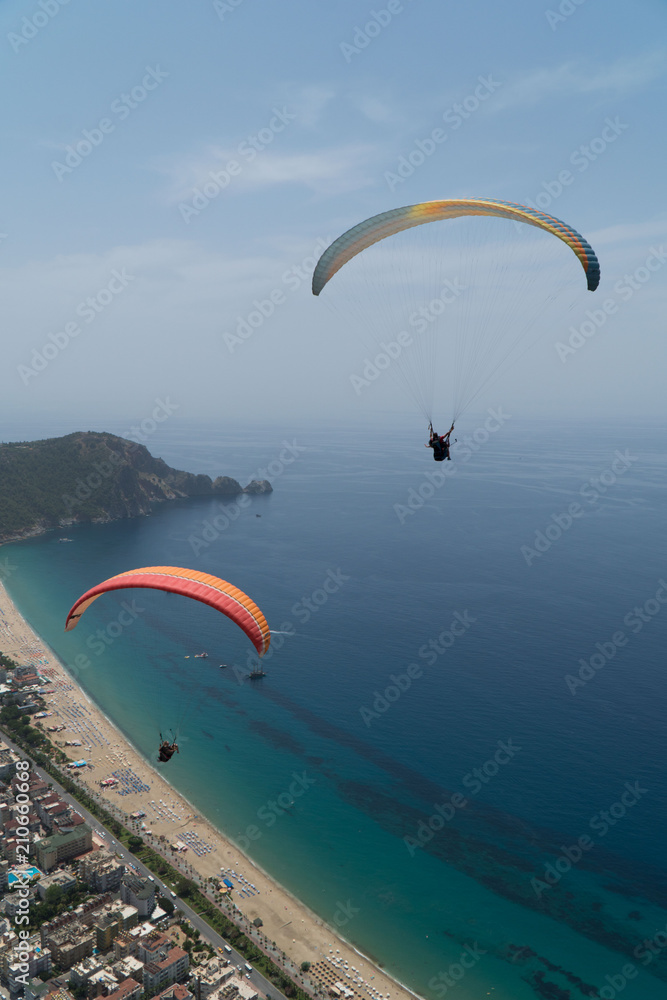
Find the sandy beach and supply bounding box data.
[0,579,422,1000]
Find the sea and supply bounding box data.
[3,415,667,1000]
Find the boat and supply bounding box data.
[58,537,73,543]
[193,652,208,659]
[248,669,266,680]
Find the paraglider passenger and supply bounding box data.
[158,739,179,762]
[426,423,454,462]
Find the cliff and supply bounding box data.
[0,431,271,542]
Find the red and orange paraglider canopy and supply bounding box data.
[65,565,270,656]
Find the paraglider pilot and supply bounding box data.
[426,423,454,462]
[158,736,179,762]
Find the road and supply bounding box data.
[1,731,288,1000]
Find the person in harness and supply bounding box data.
[158,735,179,762]
[426,422,454,461]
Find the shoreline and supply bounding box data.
[0,577,425,1000]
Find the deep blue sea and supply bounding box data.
[3,416,667,1000]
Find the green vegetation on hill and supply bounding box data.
[0,431,263,541]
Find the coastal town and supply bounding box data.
[0,581,414,1000]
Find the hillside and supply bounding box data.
[0,431,271,542]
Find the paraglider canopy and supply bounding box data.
[65,565,271,657]
[311,197,600,423]
[312,198,600,295]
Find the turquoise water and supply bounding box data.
[3,417,667,999]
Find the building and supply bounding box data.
[0,749,19,781]
[4,948,52,996]
[40,893,114,948]
[33,795,70,834]
[111,933,135,961]
[34,825,92,871]
[3,891,39,922]
[135,932,171,966]
[93,904,138,951]
[40,923,94,970]
[101,980,142,1000]
[187,959,234,999]
[35,871,76,901]
[24,979,52,1000]
[78,850,125,893]
[142,947,189,996]
[206,982,257,1000]
[109,958,143,986]
[11,667,39,687]
[120,874,155,917]
[43,988,75,1000]
[68,956,106,991]
[151,985,193,1000]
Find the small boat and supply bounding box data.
[248,669,266,680]
[193,652,208,659]
[58,537,73,543]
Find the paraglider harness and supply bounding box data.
[427,423,454,462]
[158,733,179,762]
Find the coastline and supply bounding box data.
[0,577,425,1000]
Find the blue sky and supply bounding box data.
[1,0,666,433]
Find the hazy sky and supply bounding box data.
[2,0,665,435]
